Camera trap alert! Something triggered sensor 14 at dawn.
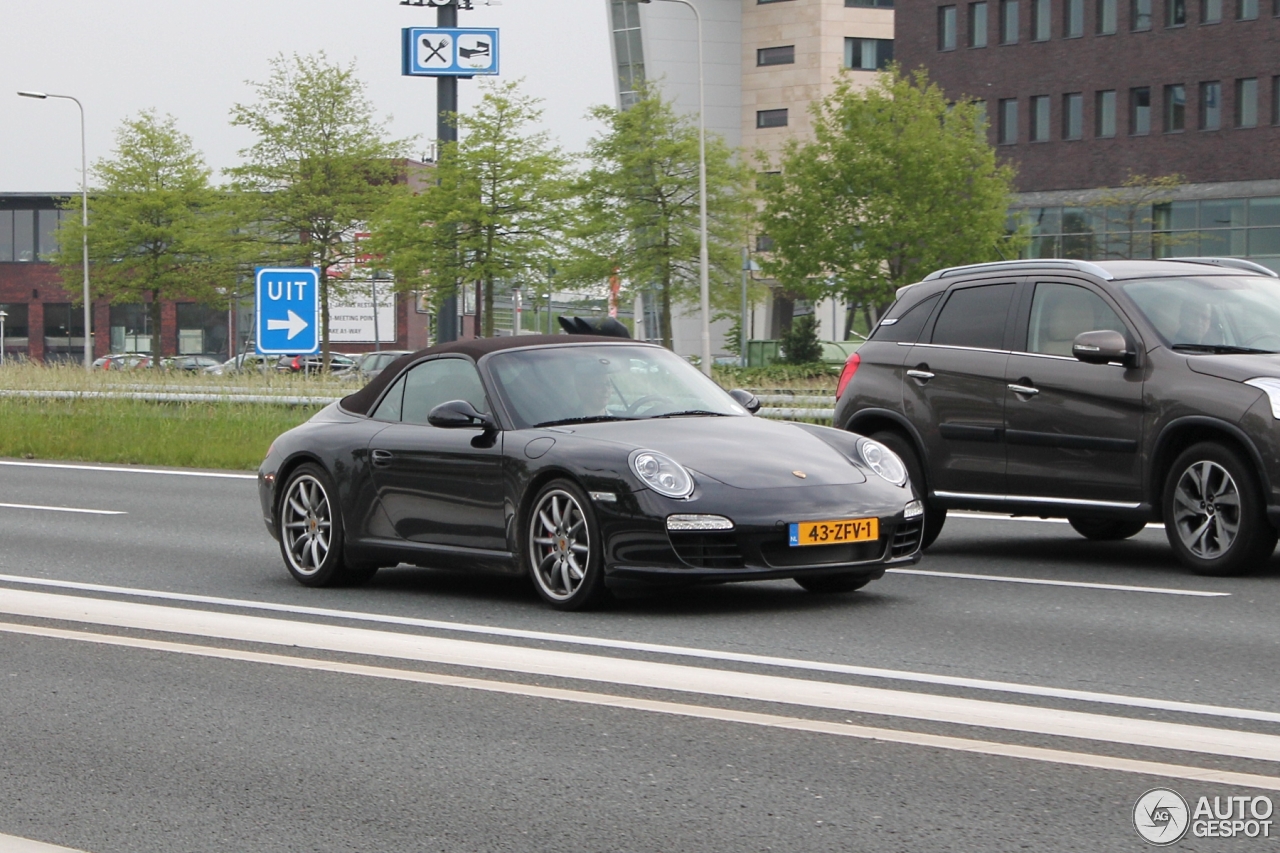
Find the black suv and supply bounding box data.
[834,257,1280,576]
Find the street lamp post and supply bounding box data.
[0,310,7,367]
[18,90,91,371]
[632,0,711,375]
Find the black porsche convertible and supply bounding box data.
[257,334,924,609]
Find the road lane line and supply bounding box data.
[5,618,1280,793]
[886,568,1228,597]
[1,588,1278,765]
[0,460,256,480]
[0,503,126,516]
[0,573,1267,725]
[0,834,92,853]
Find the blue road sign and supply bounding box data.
[402,27,499,77]
[256,267,320,355]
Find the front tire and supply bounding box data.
[278,463,373,587]
[869,429,945,549]
[526,480,610,610]
[1162,442,1276,576]
[1067,516,1149,541]
[794,573,871,594]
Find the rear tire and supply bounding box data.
[1162,442,1276,576]
[869,429,945,549]
[794,573,872,594]
[1067,516,1149,541]
[278,463,371,587]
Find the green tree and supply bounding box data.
[227,52,410,365]
[759,67,1017,316]
[570,83,755,350]
[53,110,231,359]
[779,314,824,364]
[371,80,571,338]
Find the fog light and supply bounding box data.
[666,514,734,531]
[904,500,924,519]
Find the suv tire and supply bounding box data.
[869,429,946,549]
[1067,517,1148,541]
[1162,442,1277,576]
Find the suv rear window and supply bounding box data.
[931,283,1015,350]
[870,293,941,342]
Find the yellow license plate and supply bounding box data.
[788,518,879,547]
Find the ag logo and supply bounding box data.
[1134,788,1190,845]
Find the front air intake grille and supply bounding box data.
[669,531,746,569]
[892,518,923,557]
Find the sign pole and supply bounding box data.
[436,0,460,343]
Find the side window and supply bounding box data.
[871,293,942,342]
[1027,282,1128,356]
[930,283,1016,349]
[372,375,406,422]
[401,358,489,425]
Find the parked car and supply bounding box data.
[355,350,413,379]
[258,333,924,609]
[93,353,151,370]
[835,256,1280,576]
[160,355,222,372]
[276,352,359,376]
[203,353,281,375]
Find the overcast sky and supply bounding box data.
[0,1,616,193]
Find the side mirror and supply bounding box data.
[427,399,497,430]
[1072,330,1132,365]
[728,388,762,414]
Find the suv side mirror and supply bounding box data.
[427,399,497,430]
[1072,330,1132,365]
[728,388,762,414]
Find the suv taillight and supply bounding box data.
[836,352,861,399]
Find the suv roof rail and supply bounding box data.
[922,258,1115,281]
[1164,257,1280,278]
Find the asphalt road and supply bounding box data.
[1,458,1279,852]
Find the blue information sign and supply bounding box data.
[256,267,320,355]
[402,27,500,77]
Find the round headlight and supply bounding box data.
[630,450,694,498]
[857,438,908,486]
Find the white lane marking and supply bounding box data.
[950,512,1165,529]
[0,460,256,480]
[5,619,1280,793]
[0,573,1268,725]
[0,832,92,852]
[886,568,1228,597]
[0,503,126,516]
[2,588,1279,765]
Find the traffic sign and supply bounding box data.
[256,267,320,355]
[402,27,499,77]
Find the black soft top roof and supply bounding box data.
[339,334,646,416]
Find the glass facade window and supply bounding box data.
[1203,0,1223,20]
[0,210,12,262]
[1200,81,1222,129]
[1239,0,1258,17]
[1237,77,1258,127]
[1001,0,1020,40]
[757,45,795,66]
[37,209,60,260]
[939,5,958,49]
[0,303,30,344]
[109,304,152,354]
[13,210,35,262]
[846,38,893,69]
[1168,0,1188,22]
[1030,95,1051,140]
[1164,84,1186,130]
[999,98,1019,143]
[970,1,990,44]
[610,0,645,109]
[1099,0,1120,29]
[1096,90,1117,136]
[1133,0,1153,27]
[1065,0,1085,33]
[1063,93,1083,138]
[757,108,789,128]
[846,0,895,7]
[1131,87,1152,134]
[176,303,228,357]
[1032,0,1052,37]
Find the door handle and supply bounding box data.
[1007,383,1039,396]
[371,449,394,466]
[906,369,935,383]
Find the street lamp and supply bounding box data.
[0,310,7,366]
[630,0,711,375]
[18,90,92,371]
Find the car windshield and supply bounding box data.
[1121,275,1280,352]
[486,344,748,429]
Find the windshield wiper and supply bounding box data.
[1172,344,1277,354]
[533,415,636,428]
[651,409,731,419]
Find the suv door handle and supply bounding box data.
[371,449,394,466]
[1008,383,1039,396]
[907,369,935,382]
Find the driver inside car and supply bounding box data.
[571,359,615,417]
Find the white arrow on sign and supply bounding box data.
[266,310,310,341]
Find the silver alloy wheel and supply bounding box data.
[529,489,591,601]
[281,474,333,577]
[1171,460,1241,560]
